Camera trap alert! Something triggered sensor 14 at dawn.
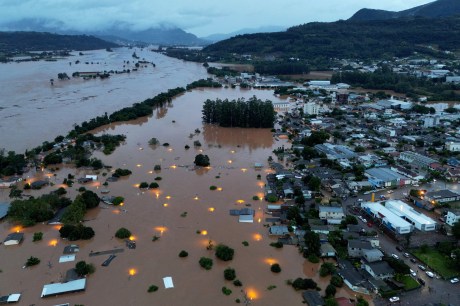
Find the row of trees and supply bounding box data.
[202,96,276,128]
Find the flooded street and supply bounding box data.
[0,47,207,152]
[0,53,363,305]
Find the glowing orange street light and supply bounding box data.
[129,268,137,276]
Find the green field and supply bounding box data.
[413,248,459,279]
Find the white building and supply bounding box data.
[385,200,436,231]
[446,210,460,226]
[304,102,319,115]
[446,76,460,84]
[446,142,460,152]
[361,202,413,234]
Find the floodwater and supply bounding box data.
[0,47,207,152]
[0,59,367,305]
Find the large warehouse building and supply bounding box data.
[361,202,413,234]
[385,200,437,232]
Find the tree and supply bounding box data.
[112,196,124,206]
[271,263,281,273]
[194,154,210,167]
[291,278,317,290]
[452,222,460,240]
[75,261,95,276]
[199,257,213,270]
[319,262,337,277]
[33,232,43,242]
[304,231,321,256]
[330,275,343,287]
[357,296,369,306]
[301,131,330,147]
[179,250,189,258]
[325,284,337,297]
[224,268,236,280]
[215,244,234,261]
[79,190,100,209]
[115,227,131,239]
[26,256,40,267]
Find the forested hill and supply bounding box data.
[350,0,460,21]
[203,16,460,60]
[0,31,119,52]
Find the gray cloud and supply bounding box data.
[0,0,434,36]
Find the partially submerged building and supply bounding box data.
[41,279,86,298]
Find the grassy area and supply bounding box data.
[412,248,459,279]
[400,275,420,291]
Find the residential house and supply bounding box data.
[425,190,460,204]
[320,243,337,258]
[338,260,369,294]
[399,151,437,170]
[302,290,325,306]
[319,206,345,224]
[446,210,460,226]
[347,240,373,258]
[3,232,24,246]
[362,249,384,263]
[363,261,395,280]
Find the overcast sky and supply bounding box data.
[0,0,434,36]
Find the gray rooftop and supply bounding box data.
[348,240,373,250]
[302,290,324,306]
[319,205,344,214]
[426,189,460,200]
[0,202,10,219]
[365,167,406,182]
[365,261,394,275]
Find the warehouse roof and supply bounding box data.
[365,167,406,182]
[385,200,436,227]
[361,202,412,229]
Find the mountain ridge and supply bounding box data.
[349,0,460,21]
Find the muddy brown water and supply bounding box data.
[0,68,367,305]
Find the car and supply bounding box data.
[426,271,434,278]
[396,246,403,252]
[362,218,367,223]
[451,278,459,284]
[389,297,400,303]
[418,265,426,271]
[410,258,416,263]
[391,254,399,260]
[418,278,425,285]
[387,190,394,194]
[367,222,373,227]
[403,252,410,258]
[413,183,420,187]
[410,269,416,277]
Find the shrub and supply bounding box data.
[112,196,124,206]
[75,261,95,276]
[199,257,213,270]
[154,177,162,181]
[292,278,317,290]
[149,138,159,145]
[215,244,234,261]
[194,154,210,167]
[267,285,277,290]
[224,268,236,280]
[233,279,242,286]
[270,242,283,248]
[210,185,217,190]
[113,168,132,177]
[149,182,159,189]
[33,232,43,242]
[222,287,232,296]
[252,196,260,201]
[24,183,31,190]
[148,285,159,293]
[179,250,189,258]
[154,165,161,171]
[193,140,202,147]
[267,195,278,203]
[271,263,281,273]
[26,256,40,267]
[162,143,170,147]
[115,227,131,239]
[139,182,148,189]
[242,241,249,247]
[185,145,190,149]
[78,187,86,192]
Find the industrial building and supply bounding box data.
[385,200,437,232]
[365,167,410,188]
[361,202,413,234]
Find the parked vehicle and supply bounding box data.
[426,271,434,278]
[451,278,459,284]
[410,269,416,277]
[418,278,425,285]
[410,258,416,263]
[396,246,403,252]
[389,297,400,303]
[403,252,410,258]
[391,254,399,260]
[418,265,426,271]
